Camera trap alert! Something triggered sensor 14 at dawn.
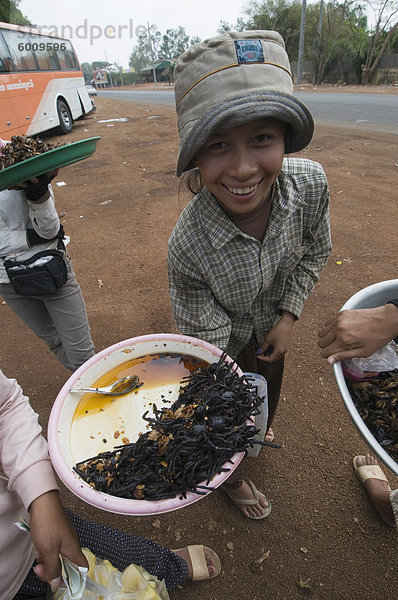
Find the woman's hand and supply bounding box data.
[257,311,296,362]
[29,490,88,592]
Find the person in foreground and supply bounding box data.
[0,369,221,599]
[0,138,95,371]
[318,299,398,529]
[168,30,332,518]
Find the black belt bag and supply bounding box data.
[4,247,68,296]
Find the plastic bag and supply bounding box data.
[53,548,170,600]
[343,340,398,381]
[244,372,269,458]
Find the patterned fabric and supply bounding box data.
[168,157,331,360]
[14,511,188,598]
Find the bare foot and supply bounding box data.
[223,480,270,518]
[173,547,216,579]
[354,454,395,528]
[265,427,274,443]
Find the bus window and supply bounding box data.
[2,29,37,71]
[56,42,78,71]
[28,34,61,70]
[0,31,12,72]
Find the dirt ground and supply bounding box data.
[1,88,398,599]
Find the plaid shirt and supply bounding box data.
[168,157,332,359]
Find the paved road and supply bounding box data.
[96,89,398,132]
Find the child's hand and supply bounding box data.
[29,490,88,592]
[257,311,296,362]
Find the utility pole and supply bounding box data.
[104,50,113,87]
[296,0,307,84]
[116,58,123,87]
[147,21,158,87]
[316,0,324,84]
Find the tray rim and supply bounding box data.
[0,136,101,191]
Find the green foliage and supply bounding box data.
[128,24,202,80]
[80,62,93,82]
[128,24,162,78]
[0,0,30,25]
[91,61,111,71]
[237,0,303,57]
[159,26,190,60]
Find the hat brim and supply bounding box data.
[176,92,314,176]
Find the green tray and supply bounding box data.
[0,137,101,192]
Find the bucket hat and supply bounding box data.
[174,30,314,176]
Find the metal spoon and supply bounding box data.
[71,375,142,396]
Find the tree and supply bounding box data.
[129,25,201,81]
[238,0,303,58]
[0,0,30,25]
[308,1,367,84]
[91,61,111,71]
[128,24,162,80]
[159,26,190,60]
[360,0,398,84]
[80,62,93,82]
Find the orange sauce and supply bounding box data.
[73,353,208,420]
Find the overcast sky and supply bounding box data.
[19,0,249,66]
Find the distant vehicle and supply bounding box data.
[0,21,94,137]
[85,83,97,96]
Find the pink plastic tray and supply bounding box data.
[48,334,245,515]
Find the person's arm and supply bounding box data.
[0,371,87,591]
[318,302,398,364]
[25,171,61,242]
[29,491,87,591]
[278,185,332,319]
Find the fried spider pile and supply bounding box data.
[347,369,398,461]
[0,136,57,169]
[74,358,275,500]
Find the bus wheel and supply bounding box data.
[57,100,73,134]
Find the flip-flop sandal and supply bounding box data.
[171,545,221,581]
[222,477,272,520]
[353,455,391,490]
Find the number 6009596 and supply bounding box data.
[18,42,67,51]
